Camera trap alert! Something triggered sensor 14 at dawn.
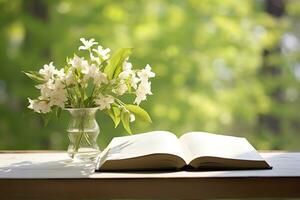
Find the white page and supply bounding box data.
[179,132,264,162]
[99,131,185,162]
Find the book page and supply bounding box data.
[98,131,186,168]
[179,132,265,163]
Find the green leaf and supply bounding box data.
[23,71,44,83]
[84,96,93,107]
[84,79,95,107]
[125,104,152,123]
[106,106,121,128]
[104,48,132,79]
[121,111,132,134]
[107,109,115,121]
[125,78,132,93]
[112,107,121,128]
[56,107,62,119]
[86,79,94,97]
[42,112,53,127]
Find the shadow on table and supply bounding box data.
[0,158,95,178]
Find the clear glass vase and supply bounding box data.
[66,107,100,162]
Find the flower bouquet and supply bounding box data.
[24,38,155,161]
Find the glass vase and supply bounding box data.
[66,107,100,162]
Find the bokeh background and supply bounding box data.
[0,0,299,150]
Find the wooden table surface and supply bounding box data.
[0,151,299,199]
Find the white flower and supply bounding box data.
[130,74,140,89]
[39,62,65,82]
[82,64,99,80]
[118,60,140,89]
[82,64,108,85]
[94,71,108,85]
[48,88,67,108]
[36,79,67,108]
[27,38,155,117]
[55,68,65,80]
[65,70,76,86]
[123,61,133,71]
[68,55,88,69]
[130,114,135,122]
[134,94,146,105]
[95,95,114,110]
[78,38,98,51]
[36,81,52,99]
[134,64,154,104]
[90,53,100,64]
[48,79,65,90]
[134,81,152,105]
[28,98,51,113]
[38,62,57,81]
[118,70,130,80]
[137,64,155,82]
[114,80,128,95]
[28,98,39,112]
[119,61,133,80]
[92,45,110,60]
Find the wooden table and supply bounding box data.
[0,151,299,199]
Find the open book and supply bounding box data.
[96,131,271,171]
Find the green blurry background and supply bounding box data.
[0,0,299,150]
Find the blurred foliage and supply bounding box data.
[0,0,299,150]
